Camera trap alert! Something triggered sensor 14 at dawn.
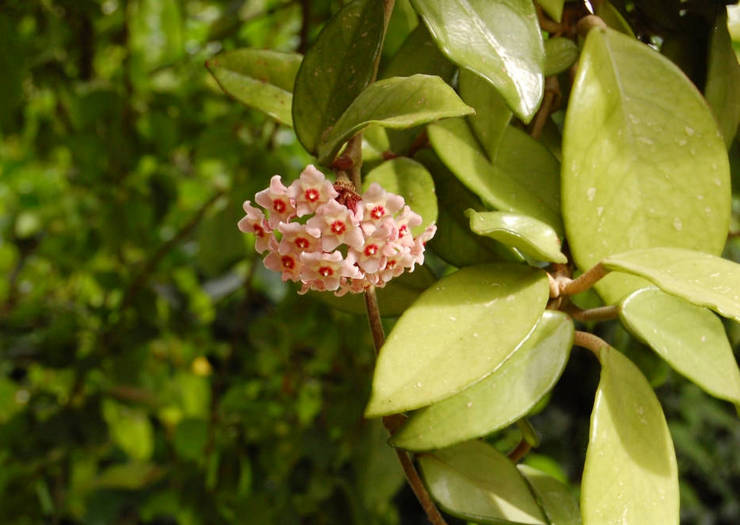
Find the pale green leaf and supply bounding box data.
[365,264,548,416]
[517,464,581,525]
[538,0,565,23]
[391,311,573,450]
[706,12,740,148]
[467,210,567,263]
[419,440,547,524]
[595,1,635,37]
[544,37,578,76]
[429,118,562,232]
[619,287,740,404]
[562,28,731,304]
[603,247,740,323]
[317,74,473,163]
[459,68,513,160]
[292,0,385,153]
[411,0,545,122]
[582,347,679,524]
[206,49,301,126]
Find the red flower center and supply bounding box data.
[273,199,287,213]
[387,259,397,268]
[364,244,378,256]
[254,224,265,237]
[399,225,408,237]
[281,256,295,269]
[331,220,346,234]
[370,205,386,220]
[295,237,309,249]
[305,188,319,202]
[319,266,333,277]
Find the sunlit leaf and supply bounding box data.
[619,287,740,404]
[411,0,544,122]
[467,210,567,263]
[517,464,581,525]
[595,1,635,37]
[544,37,578,76]
[419,440,547,524]
[206,49,301,126]
[705,12,740,148]
[603,247,740,322]
[365,264,548,416]
[562,28,731,304]
[317,74,473,163]
[391,311,573,450]
[292,0,385,153]
[458,68,512,160]
[582,347,679,524]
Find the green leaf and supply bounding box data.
[292,0,385,153]
[562,27,731,304]
[419,440,547,524]
[411,0,545,122]
[517,464,581,525]
[206,49,301,126]
[619,287,740,404]
[428,118,562,232]
[364,158,437,235]
[365,264,548,416]
[173,418,209,461]
[594,1,635,37]
[544,37,579,76]
[603,247,740,323]
[705,12,740,148]
[381,24,455,81]
[197,200,246,276]
[582,347,679,524]
[467,210,567,263]
[391,311,573,450]
[538,0,564,23]
[458,68,513,160]
[94,462,164,491]
[317,74,473,163]
[102,399,154,461]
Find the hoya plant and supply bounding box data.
[208,0,740,523]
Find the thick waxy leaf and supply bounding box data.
[562,28,731,304]
[517,465,581,525]
[619,288,740,403]
[458,68,512,160]
[411,0,545,122]
[419,441,547,524]
[206,49,301,126]
[317,74,473,163]
[381,24,455,81]
[544,38,578,76]
[429,118,562,232]
[391,311,573,450]
[365,264,549,416]
[364,158,437,235]
[292,0,385,153]
[706,12,740,148]
[582,347,679,524]
[603,247,740,323]
[467,210,567,263]
[538,0,564,22]
[595,1,635,37]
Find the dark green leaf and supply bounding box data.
[705,12,740,148]
[381,24,455,81]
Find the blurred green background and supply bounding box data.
[0,1,738,524]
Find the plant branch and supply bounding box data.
[394,450,448,525]
[564,303,619,322]
[573,330,610,357]
[508,439,532,463]
[551,263,609,298]
[529,76,560,139]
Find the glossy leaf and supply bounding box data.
[538,0,565,23]
[517,464,581,525]
[205,49,301,126]
[705,12,740,148]
[381,24,455,81]
[419,440,547,524]
[411,0,545,122]
[603,247,740,323]
[619,287,740,404]
[562,28,731,304]
[544,38,578,76]
[365,264,549,416]
[364,158,437,235]
[391,311,573,450]
[582,347,679,524]
[595,1,635,37]
[317,74,472,162]
[467,210,567,263]
[458,68,512,160]
[429,118,562,232]
[292,0,385,153]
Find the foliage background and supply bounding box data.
[0,0,738,523]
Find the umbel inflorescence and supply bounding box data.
[238,165,436,295]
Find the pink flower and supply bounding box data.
[277,222,321,255]
[394,206,423,248]
[410,224,437,266]
[306,200,364,251]
[289,165,338,217]
[237,201,273,253]
[300,251,362,292]
[375,245,415,284]
[351,224,398,274]
[357,183,405,234]
[256,175,296,227]
[263,238,302,282]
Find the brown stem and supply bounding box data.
[552,263,609,298]
[395,450,448,525]
[529,76,560,139]
[573,330,610,357]
[564,303,619,322]
[508,440,532,463]
[576,14,607,37]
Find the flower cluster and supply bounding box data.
[238,165,436,295]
